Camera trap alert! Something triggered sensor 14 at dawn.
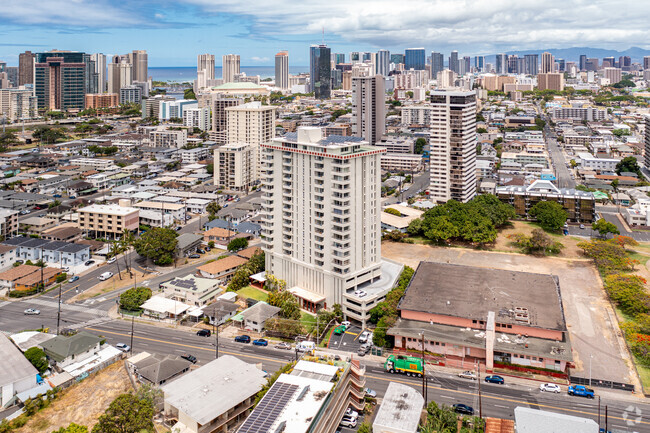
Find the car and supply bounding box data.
[15,260,24,264]
[185,215,192,220]
[53,194,62,198]
[568,385,595,398]
[275,342,292,350]
[205,246,211,251]
[20,209,30,215]
[357,348,366,356]
[175,226,182,231]
[234,335,251,343]
[359,343,371,353]
[62,266,70,272]
[84,260,95,266]
[340,321,351,328]
[181,354,197,364]
[339,418,357,428]
[24,308,40,315]
[345,408,359,418]
[115,343,130,352]
[458,371,477,380]
[453,404,475,415]
[196,249,206,254]
[358,331,371,344]
[364,388,377,398]
[68,276,79,283]
[333,325,347,335]
[540,383,561,393]
[188,254,200,259]
[69,196,76,199]
[196,329,211,337]
[253,338,268,346]
[485,375,505,384]
[354,290,367,297]
[107,257,117,264]
[580,224,585,229]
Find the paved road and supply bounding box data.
[540,109,576,189]
[383,171,429,205]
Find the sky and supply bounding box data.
[1,0,649,66]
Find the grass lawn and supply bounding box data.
[236,285,268,302]
[320,327,334,348]
[301,312,316,333]
[636,363,650,392]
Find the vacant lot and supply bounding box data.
[17,362,132,433]
[493,220,584,258]
[236,285,268,302]
[382,241,639,388]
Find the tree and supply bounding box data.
[577,239,637,274]
[0,131,18,149]
[529,201,568,231]
[206,163,214,175]
[592,219,620,237]
[227,237,248,252]
[184,88,196,100]
[476,127,487,134]
[119,287,152,311]
[569,159,577,168]
[357,422,373,433]
[133,227,178,265]
[52,423,88,433]
[414,138,426,154]
[206,201,221,219]
[424,215,458,243]
[267,288,301,320]
[92,394,154,433]
[384,207,401,216]
[604,274,650,317]
[509,229,564,255]
[616,156,643,178]
[25,346,48,374]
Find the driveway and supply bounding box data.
[381,242,638,387]
[329,325,364,353]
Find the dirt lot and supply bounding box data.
[382,241,639,388]
[67,270,153,303]
[493,220,584,258]
[17,362,132,433]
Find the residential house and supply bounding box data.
[197,255,248,282]
[2,237,91,266]
[40,331,103,370]
[132,354,191,386]
[141,295,191,320]
[175,233,203,258]
[0,333,39,407]
[236,302,281,333]
[0,245,17,272]
[203,300,239,326]
[203,227,236,243]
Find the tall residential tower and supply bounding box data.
[351,75,385,145]
[275,51,289,90]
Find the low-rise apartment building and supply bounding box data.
[68,158,115,171]
[380,153,423,172]
[78,204,140,238]
[149,127,188,149]
[161,275,221,307]
[197,255,248,282]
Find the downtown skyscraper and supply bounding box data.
[35,50,86,110]
[310,44,331,99]
[275,51,289,90]
[431,52,444,77]
[376,49,390,76]
[405,48,425,70]
[90,53,106,93]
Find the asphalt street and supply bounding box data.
[382,171,429,205]
[543,119,577,190]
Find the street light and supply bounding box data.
[589,354,593,387]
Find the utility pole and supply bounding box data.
[129,314,134,354]
[477,360,483,419]
[605,405,608,432]
[56,283,62,334]
[420,332,426,401]
[597,395,601,428]
[40,246,44,292]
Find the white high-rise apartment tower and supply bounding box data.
[376,49,390,76]
[428,90,477,203]
[351,75,385,145]
[222,54,240,83]
[275,51,289,90]
[197,54,215,90]
[541,52,555,74]
[261,127,386,311]
[90,53,106,93]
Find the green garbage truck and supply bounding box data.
[384,355,424,377]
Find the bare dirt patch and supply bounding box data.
[16,362,132,433]
[493,220,583,258]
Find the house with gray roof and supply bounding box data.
[175,233,203,258]
[133,354,191,386]
[2,236,90,266]
[237,302,281,333]
[40,331,103,369]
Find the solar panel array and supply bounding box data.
[170,278,198,291]
[237,382,299,433]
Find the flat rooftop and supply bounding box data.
[399,262,566,332]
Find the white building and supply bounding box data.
[149,127,188,149]
[222,54,240,84]
[576,152,619,171]
[0,87,38,122]
[552,105,607,122]
[351,75,385,145]
[0,333,38,407]
[213,142,255,191]
[275,51,289,90]
[69,158,115,171]
[159,99,198,121]
[196,54,215,90]
[180,147,210,164]
[119,85,142,104]
[183,107,211,131]
[401,105,435,126]
[262,127,386,310]
[428,90,478,203]
[373,383,424,433]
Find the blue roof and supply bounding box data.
[236,222,261,234]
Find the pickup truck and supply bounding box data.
[567,385,595,398]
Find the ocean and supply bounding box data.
[149,66,309,83]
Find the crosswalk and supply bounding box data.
[26,298,108,317]
[0,301,10,309]
[64,317,113,330]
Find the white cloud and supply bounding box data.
[182,0,650,51]
[251,56,270,62]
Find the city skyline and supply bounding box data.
[3,1,650,66]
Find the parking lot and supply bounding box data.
[328,325,366,354]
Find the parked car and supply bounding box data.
[354,290,367,297]
[62,266,70,272]
[188,254,200,259]
[24,308,40,315]
[341,321,351,328]
[181,354,197,364]
[69,196,76,199]
[540,383,561,393]
[275,342,291,350]
[196,329,211,337]
[53,194,62,198]
[84,260,95,266]
[68,276,80,283]
[185,215,192,220]
[98,271,113,281]
[205,246,211,251]
[364,388,377,398]
[345,408,359,418]
[107,257,117,264]
[253,339,268,346]
[333,325,347,335]
[357,348,366,357]
[20,209,30,215]
[458,371,477,380]
[115,343,130,352]
[175,226,182,231]
[234,335,251,343]
[339,417,357,428]
[197,249,206,254]
[358,331,371,344]
[580,224,585,229]
[15,260,23,264]
[453,404,475,415]
[485,375,505,384]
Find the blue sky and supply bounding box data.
[1,0,649,66]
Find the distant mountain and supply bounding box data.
[484,47,650,64]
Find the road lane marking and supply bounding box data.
[440,395,455,399]
[494,405,509,409]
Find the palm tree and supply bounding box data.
[120,229,135,277]
[109,241,123,280]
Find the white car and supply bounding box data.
[355,290,367,297]
[340,417,357,428]
[107,257,117,264]
[24,308,40,315]
[345,408,359,418]
[458,371,477,380]
[116,343,131,352]
[540,383,561,393]
[358,331,371,344]
[341,321,351,328]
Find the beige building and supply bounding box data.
[213,143,255,191]
[149,127,188,148]
[78,204,139,238]
[226,101,277,179]
[428,90,477,203]
[84,93,119,109]
[541,52,555,73]
[537,73,565,91]
[0,87,37,122]
[351,75,385,145]
[222,54,240,84]
[602,67,622,84]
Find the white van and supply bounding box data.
[296,341,315,354]
[98,271,113,281]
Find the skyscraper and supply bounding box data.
[495,53,507,74]
[431,52,444,76]
[83,54,98,94]
[261,126,385,313]
[222,54,240,83]
[197,54,215,90]
[449,50,459,73]
[474,56,485,72]
[645,116,650,171]
[524,54,538,75]
[35,50,87,110]
[579,55,587,71]
[405,48,426,70]
[541,52,554,73]
[335,53,345,65]
[376,49,390,77]
[90,53,106,93]
[352,75,385,145]
[507,55,519,74]
[390,54,405,65]
[107,61,132,94]
[130,50,148,83]
[275,51,289,90]
[428,90,477,204]
[644,57,650,70]
[18,51,35,86]
[310,44,331,99]
[602,57,615,68]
